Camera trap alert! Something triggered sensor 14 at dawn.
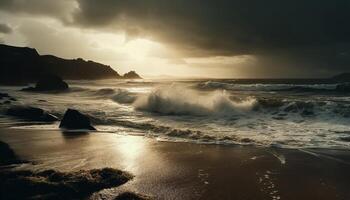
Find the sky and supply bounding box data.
[0,0,349,78]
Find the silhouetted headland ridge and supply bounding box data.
[0,44,142,85]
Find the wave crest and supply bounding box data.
[87,88,136,104]
[111,89,136,104]
[133,86,257,116]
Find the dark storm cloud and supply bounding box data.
[2,0,350,77]
[72,0,350,55]
[0,23,12,33]
[0,0,76,22]
[70,0,350,76]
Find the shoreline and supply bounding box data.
[0,128,350,199]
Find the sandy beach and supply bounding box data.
[1,128,349,200]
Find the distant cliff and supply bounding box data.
[40,55,120,80]
[0,44,141,85]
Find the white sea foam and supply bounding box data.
[1,79,350,149]
[133,85,257,116]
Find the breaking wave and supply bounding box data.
[131,85,350,119]
[133,85,257,116]
[111,89,136,104]
[87,88,137,104]
[197,81,348,93]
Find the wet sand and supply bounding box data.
[0,128,349,200]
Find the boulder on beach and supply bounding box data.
[0,141,19,165]
[0,168,133,199]
[22,74,69,92]
[6,106,58,122]
[59,109,96,130]
[114,192,151,200]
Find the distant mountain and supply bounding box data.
[0,44,141,85]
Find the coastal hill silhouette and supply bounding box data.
[0,44,141,85]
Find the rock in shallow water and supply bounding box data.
[0,141,23,165]
[6,105,58,122]
[59,108,96,130]
[22,74,69,92]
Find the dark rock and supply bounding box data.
[0,141,18,165]
[0,92,10,98]
[3,100,11,104]
[0,141,26,165]
[22,74,69,91]
[122,71,142,79]
[34,74,69,91]
[0,44,42,85]
[6,106,58,122]
[0,168,133,199]
[59,109,96,130]
[114,192,151,200]
[240,138,254,143]
[9,97,17,101]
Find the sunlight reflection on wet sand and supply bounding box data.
[1,128,350,200]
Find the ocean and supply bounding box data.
[1,79,350,149]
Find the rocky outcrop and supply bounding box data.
[40,56,121,80]
[122,71,142,79]
[0,141,22,165]
[22,74,69,91]
[0,44,42,85]
[59,109,96,130]
[0,168,133,199]
[6,106,58,122]
[0,44,127,85]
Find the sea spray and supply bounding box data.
[83,88,137,104]
[111,89,137,104]
[133,85,257,116]
[2,79,350,149]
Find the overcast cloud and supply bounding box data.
[0,0,349,77]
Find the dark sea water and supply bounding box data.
[1,79,350,149]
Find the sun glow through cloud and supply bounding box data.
[0,10,261,78]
